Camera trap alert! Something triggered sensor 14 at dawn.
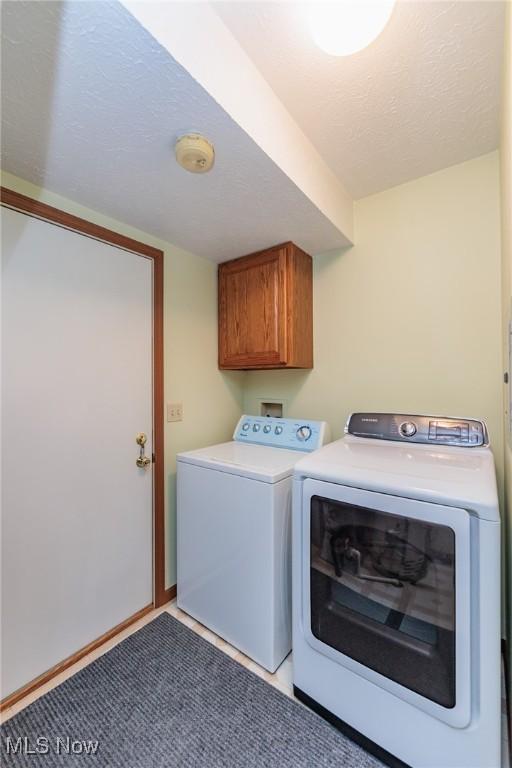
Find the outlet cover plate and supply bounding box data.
[167,402,183,422]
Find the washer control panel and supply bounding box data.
[234,415,328,452]
[346,413,488,447]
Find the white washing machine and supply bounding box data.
[177,414,328,672]
[292,413,501,768]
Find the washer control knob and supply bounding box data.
[263,424,272,433]
[252,424,260,432]
[242,422,250,431]
[400,421,417,438]
[297,426,312,442]
[274,425,283,435]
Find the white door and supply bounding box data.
[1,207,154,699]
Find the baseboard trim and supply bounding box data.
[293,686,411,768]
[163,584,177,603]
[0,604,154,712]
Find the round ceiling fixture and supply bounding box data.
[175,133,215,174]
[306,1,396,57]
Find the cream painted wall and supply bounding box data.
[244,153,503,493]
[0,170,245,589]
[500,1,512,684]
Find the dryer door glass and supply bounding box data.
[310,496,456,708]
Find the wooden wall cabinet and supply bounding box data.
[218,242,313,370]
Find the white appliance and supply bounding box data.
[177,414,329,672]
[292,413,501,768]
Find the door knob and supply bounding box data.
[136,433,151,468]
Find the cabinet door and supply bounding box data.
[219,246,287,368]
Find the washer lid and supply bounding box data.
[177,441,307,483]
[293,436,499,521]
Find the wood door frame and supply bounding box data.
[0,187,168,608]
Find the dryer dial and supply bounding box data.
[399,421,417,438]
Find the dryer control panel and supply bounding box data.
[346,413,488,447]
[234,415,328,452]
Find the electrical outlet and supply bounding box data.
[167,402,183,422]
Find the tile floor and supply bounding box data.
[1,599,510,768]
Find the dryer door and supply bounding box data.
[301,479,471,727]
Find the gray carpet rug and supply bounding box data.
[1,612,383,767]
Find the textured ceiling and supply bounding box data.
[0,1,348,261]
[215,0,505,199]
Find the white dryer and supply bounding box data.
[292,413,500,768]
[177,415,328,672]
